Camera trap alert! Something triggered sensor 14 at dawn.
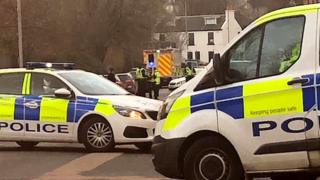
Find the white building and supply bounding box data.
[154,10,242,64]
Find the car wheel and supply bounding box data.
[82,118,114,152]
[184,136,244,180]
[134,142,152,152]
[16,141,38,149]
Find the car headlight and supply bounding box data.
[158,90,185,120]
[113,106,146,119]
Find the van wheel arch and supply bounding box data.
[77,114,110,143]
[178,131,243,176]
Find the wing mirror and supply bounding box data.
[212,53,225,85]
[54,88,72,99]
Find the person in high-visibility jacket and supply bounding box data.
[279,43,301,73]
[146,69,154,99]
[136,67,142,79]
[152,70,161,100]
[185,63,195,82]
[136,66,147,97]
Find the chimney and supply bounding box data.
[225,9,235,21]
[226,2,237,10]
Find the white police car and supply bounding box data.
[168,77,186,91]
[0,62,162,152]
[153,4,320,180]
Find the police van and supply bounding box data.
[0,62,162,152]
[153,4,320,180]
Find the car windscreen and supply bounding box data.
[59,71,129,95]
[129,71,136,79]
[117,75,130,82]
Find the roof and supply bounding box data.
[255,3,320,25]
[0,68,81,74]
[155,15,225,33]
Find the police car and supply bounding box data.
[0,62,162,152]
[153,4,320,180]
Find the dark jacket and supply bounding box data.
[107,73,116,83]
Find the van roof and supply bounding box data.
[255,3,320,25]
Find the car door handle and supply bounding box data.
[287,77,309,86]
[24,102,39,109]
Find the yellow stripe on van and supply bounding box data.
[243,78,303,118]
[22,73,29,95]
[163,96,191,131]
[40,97,69,122]
[26,73,31,94]
[0,97,15,120]
[22,73,31,95]
[256,4,319,26]
[94,99,116,116]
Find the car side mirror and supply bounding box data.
[212,53,225,85]
[54,88,72,99]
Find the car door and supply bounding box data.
[0,72,25,139]
[216,15,318,171]
[24,72,75,140]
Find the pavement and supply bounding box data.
[0,88,318,180]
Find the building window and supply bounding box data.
[187,52,193,60]
[195,51,200,60]
[188,33,195,46]
[167,18,176,26]
[159,33,166,41]
[171,42,177,48]
[208,32,214,45]
[205,17,217,25]
[208,51,214,62]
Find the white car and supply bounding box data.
[115,73,137,94]
[0,62,162,152]
[168,77,186,91]
[168,67,204,91]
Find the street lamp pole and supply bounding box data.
[17,0,23,67]
[185,0,188,54]
[226,0,230,43]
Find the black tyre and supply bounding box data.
[82,118,114,152]
[134,142,152,152]
[16,141,38,149]
[183,136,244,180]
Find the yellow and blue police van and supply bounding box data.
[153,4,320,180]
[0,62,162,152]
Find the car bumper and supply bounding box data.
[152,135,186,179]
[107,114,156,144]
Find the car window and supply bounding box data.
[226,16,305,83]
[59,71,129,95]
[259,17,304,76]
[227,27,263,82]
[31,73,69,96]
[118,75,130,81]
[194,68,215,91]
[0,73,24,95]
